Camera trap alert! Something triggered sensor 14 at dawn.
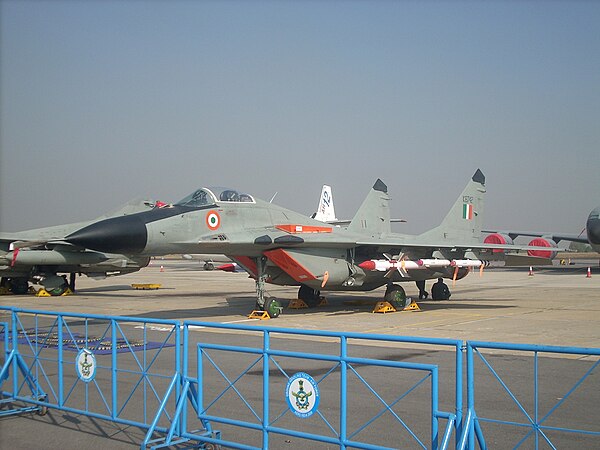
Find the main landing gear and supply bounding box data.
[298,285,322,308]
[250,259,324,319]
[415,280,429,300]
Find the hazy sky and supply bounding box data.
[1,1,599,235]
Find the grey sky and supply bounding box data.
[1,1,599,235]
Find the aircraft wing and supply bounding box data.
[355,240,570,252]
[483,230,588,244]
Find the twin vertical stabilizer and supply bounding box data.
[418,169,486,243]
[347,179,391,236]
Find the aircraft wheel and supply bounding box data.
[9,277,29,295]
[204,262,215,271]
[265,298,282,318]
[298,285,320,308]
[384,284,408,309]
[48,283,68,296]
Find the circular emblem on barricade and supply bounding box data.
[76,348,97,383]
[206,210,221,231]
[286,372,319,418]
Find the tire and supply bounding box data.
[204,262,215,271]
[384,285,408,309]
[9,278,29,295]
[298,285,320,308]
[265,298,282,318]
[48,284,68,296]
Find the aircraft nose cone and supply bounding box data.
[66,216,147,253]
[587,217,600,245]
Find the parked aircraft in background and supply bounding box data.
[311,185,338,223]
[0,199,160,295]
[64,169,559,317]
[181,253,234,271]
[484,205,600,257]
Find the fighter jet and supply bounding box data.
[0,199,159,295]
[62,169,558,317]
[484,205,600,256]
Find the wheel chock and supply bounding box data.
[248,310,270,320]
[372,301,397,313]
[403,301,421,311]
[318,296,328,306]
[0,287,11,295]
[288,299,309,309]
[61,288,74,296]
[131,283,162,290]
[36,289,52,297]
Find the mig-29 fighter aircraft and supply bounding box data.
[63,169,558,317]
[0,199,159,295]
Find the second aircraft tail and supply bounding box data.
[418,169,486,243]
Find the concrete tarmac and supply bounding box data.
[1,261,599,448]
[3,259,599,346]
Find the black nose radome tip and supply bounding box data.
[587,217,600,245]
[66,216,148,254]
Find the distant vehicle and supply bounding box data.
[0,199,160,295]
[63,169,559,317]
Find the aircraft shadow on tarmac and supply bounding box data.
[16,410,145,448]
[122,294,516,322]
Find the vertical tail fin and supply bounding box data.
[347,179,391,236]
[312,185,337,222]
[418,169,486,243]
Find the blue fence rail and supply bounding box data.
[173,322,463,450]
[0,306,189,448]
[462,341,600,450]
[1,306,599,449]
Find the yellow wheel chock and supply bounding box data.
[131,283,162,290]
[373,301,396,313]
[373,300,421,313]
[288,299,309,309]
[248,310,271,320]
[35,287,74,297]
[403,300,421,311]
[288,296,328,309]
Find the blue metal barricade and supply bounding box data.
[3,306,599,449]
[460,341,600,450]
[0,306,191,449]
[171,321,463,450]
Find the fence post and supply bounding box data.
[262,329,270,449]
[340,335,347,449]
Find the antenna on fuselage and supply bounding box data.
[269,192,278,203]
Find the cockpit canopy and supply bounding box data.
[175,187,255,207]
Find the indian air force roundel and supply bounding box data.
[286,372,320,418]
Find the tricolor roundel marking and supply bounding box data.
[206,210,221,230]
